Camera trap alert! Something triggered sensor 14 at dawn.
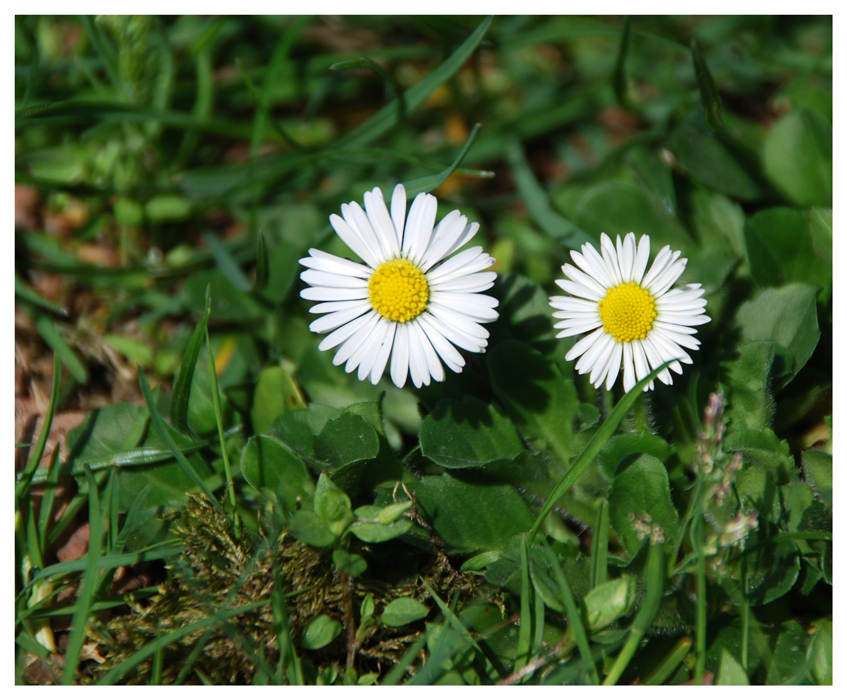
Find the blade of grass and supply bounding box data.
[590,499,609,589]
[403,122,482,198]
[175,47,213,167]
[382,630,431,685]
[95,600,267,685]
[16,354,61,503]
[504,139,591,248]
[694,472,707,684]
[541,539,599,684]
[236,57,303,151]
[528,361,674,545]
[139,367,222,512]
[203,230,253,292]
[34,315,88,383]
[15,275,69,316]
[643,636,692,685]
[335,16,492,149]
[691,39,724,134]
[61,465,104,685]
[331,56,406,121]
[254,231,268,293]
[612,17,633,109]
[405,625,464,685]
[37,446,62,561]
[170,284,212,433]
[271,556,303,685]
[24,587,159,619]
[602,543,665,685]
[150,623,164,685]
[515,535,532,673]
[205,327,240,534]
[79,15,119,88]
[173,629,215,685]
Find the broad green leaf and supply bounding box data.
[626,145,676,216]
[332,549,367,577]
[240,435,313,515]
[582,576,637,631]
[735,284,820,388]
[413,471,534,552]
[808,619,832,685]
[598,433,674,481]
[766,619,810,684]
[688,187,746,257]
[734,468,780,525]
[314,473,355,538]
[350,505,412,543]
[744,532,801,607]
[250,365,306,436]
[488,340,578,469]
[301,614,342,650]
[288,509,335,548]
[721,341,776,433]
[420,396,524,469]
[763,109,832,207]
[802,449,832,508]
[315,413,380,470]
[269,404,342,463]
[380,598,429,627]
[723,429,795,485]
[182,269,265,323]
[744,207,832,301]
[377,500,412,524]
[145,194,192,223]
[608,455,679,556]
[716,648,749,685]
[573,180,691,252]
[670,110,765,201]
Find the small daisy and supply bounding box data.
[549,232,709,392]
[299,185,499,389]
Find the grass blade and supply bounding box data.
[612,16,633,109]
[15,274,68,316]
[34,315,88,383]
[589,499,609,589]
[169,284,212,433]
[335,16,492,149]
[236,57,303,151]
[139,367,222,512]
[528,360,674,544]
[403,122,482,198]
[37,445,62,560]
[504,139,591,248]
[203,230,253,293]
[602,543,665,685]
[644,636,692,685]
[515,535,532,673]
[691,39,724,134]
[254,231,268,293]
[382,627,431,685]
[541,539,599,684]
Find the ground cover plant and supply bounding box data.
[14,15,832,685]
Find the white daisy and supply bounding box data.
[299,184,499,389]
[549,232,710,392]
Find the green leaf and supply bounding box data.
[380,598,429,627]
[34,315,88,383]
[171,286,211,433]
[288,509,335,548]
[332,549,367,577]
[314,473,355,538]
[802,449,832,509]
[721,341,776,433]
[301,614,342,650]
[735,284,820,388]
[598,433,674,481]
[743,532,801,606]
[763,109,832,207]
[250,365,306,436]
[413,471,534,552]
[488,340,578,469]
[203,230,252,293]
[377,501,412,524]
[745,207,832,301]
[350,504,413,543]
[716,648,749,685]
[582,576,637,631]
[240,435,313,515]
[420,396,524,469]
[724,430,795,485]
[808,619,832,685]
[315,413,380,471]
[145,194,192,223]
[608,454,679,555]
[403,122,483,198]
[766,619,810,684]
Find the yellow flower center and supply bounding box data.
[597,282,657,342]
[368,259,429,323]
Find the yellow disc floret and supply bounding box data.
[597,282,657,342]
[368,258,429,322]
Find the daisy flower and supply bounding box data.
[549,232,709,392]
[299,185,499,389]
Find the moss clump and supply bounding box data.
[87,494,495,684]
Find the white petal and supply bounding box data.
[425,312,485,353]
[590,334,616,387]
[346,200,392,263]
[413,320,445,383]
[616,233,636,283]
[650,329,693,365]
[390,184,407,250]
[430,291,499,322]
[427,303,490,340]
[406,194,438,266]
[631,235,651,284]
[430,271,497,294]
[653,320,701,335]
[605,342,623,390]
[641,336,673,385]
[562,263,609,298]
[600,234,624,286]
[329,213,380,268]
[318,310,377,351]
[622,342,636,392]
[352,319,388,379]
[576,331,612,374]
[549,296,599,313]
[390,322,410,388]
[656,312,710,326]
[301,286,369,302]
[555,279,603,301]
[419,211,464,272]
[631,340,650,383]
[648,259,687,297]
[406,325,429,388]
[641,246,678,289]
[308,299,371,315]
[300,249,372,278]
[555,320,604,338]
[443,221,480,258]
[364,188,401,259]
[309,304,370,334]
[333,311,381,367]
[417,313,465,373]
[571,249,613,288]
[565,327,606,362]
[300,269,369,289]
[370,320,397,385]
[426,247,492,284]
